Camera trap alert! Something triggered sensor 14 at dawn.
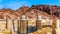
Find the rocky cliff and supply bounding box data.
[31,5,60,18]
[0,5,59,19]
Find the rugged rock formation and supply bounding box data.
[0,5,59,19]
[31,5,60,18]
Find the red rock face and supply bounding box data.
[31,5,60,18]
[0,5,59,19]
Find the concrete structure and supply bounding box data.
[0,15,60,34]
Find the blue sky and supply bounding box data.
[0,0,60,10]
